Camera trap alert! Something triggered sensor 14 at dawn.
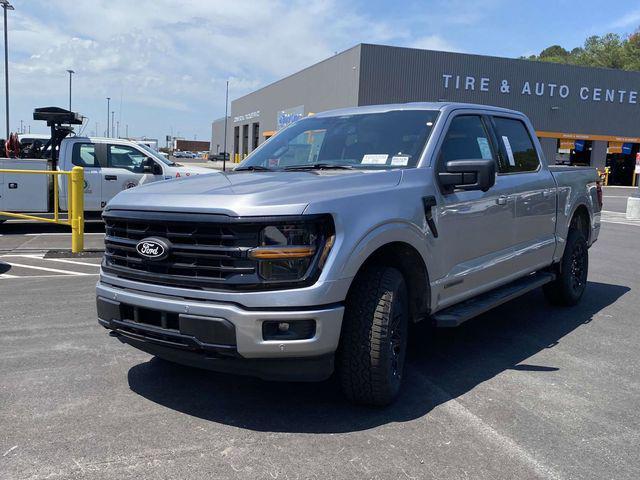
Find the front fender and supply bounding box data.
[335,220,434,280]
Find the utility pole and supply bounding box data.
[125,124,128,138]
[1,1,13,139]
[223,79,229,172]
[106,97,110,137]
[18,118,21,133]
[66,69,74,111]
[111,111,114,139]
[116,120,119,138]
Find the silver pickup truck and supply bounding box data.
[97,102,602,406]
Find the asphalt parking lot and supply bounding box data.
[1,194,639,479]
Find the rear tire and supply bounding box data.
[337,265,409,406]
[543,229,588,306]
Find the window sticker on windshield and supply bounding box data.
[268,158,279,168]
[361,154,388,165]
[391,155,410,166]
[502,136,516,166]
[476,137,492,160]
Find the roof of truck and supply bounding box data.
[314,102,523,118]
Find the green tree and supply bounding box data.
[539,45,571,63]
[525,29,640,71]
[622,29,640,71]
[576,34,624,69]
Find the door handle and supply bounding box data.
[105,175,117,181]
[496,195,509,205]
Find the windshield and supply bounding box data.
[239,110,438,170]
[138,143,175,165]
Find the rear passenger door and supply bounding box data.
[490,116,557,273]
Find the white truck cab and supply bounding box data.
[57,137,212,211]
[1,135,214,218]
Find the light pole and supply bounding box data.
[106,97,110,137]
[66,69,74,111]
[1,0,13,139]
[111,111,114,139]
[223,79,229,172]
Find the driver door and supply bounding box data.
[433,113,519,309]
[101,144,163,207]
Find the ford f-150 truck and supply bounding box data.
[97,102,602,406]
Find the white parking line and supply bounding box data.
[600,210,640,227]
[43,258,102,268]
[0,261,94,276]
[0,274,97,280]
[23,232,105,236]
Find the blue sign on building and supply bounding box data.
[277,105,305,130]
[622,143,633,155]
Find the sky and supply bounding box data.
[5,0,640,144]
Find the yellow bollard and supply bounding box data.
[70,166,85,253]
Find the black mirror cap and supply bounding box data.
[439,159,496,192]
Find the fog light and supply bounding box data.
[262,320,316,340]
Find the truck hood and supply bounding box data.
[106,169,402,216]
[164,164,215,178]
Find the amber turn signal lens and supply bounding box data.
[248,246,317,259]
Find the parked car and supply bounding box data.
[210,152,230,161]
[97,102,602,405]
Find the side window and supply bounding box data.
[440,115,495,164]
[71,143,98,167]
[108,145,147,173]
[493,117,540,173]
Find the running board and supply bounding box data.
[433,272,556,327]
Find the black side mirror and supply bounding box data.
[142,158,161,174]
[438,159,496,192]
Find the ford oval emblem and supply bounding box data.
[136,237,170,261]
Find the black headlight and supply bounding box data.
[248,217,334,282]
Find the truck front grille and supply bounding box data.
[102,210,262,290]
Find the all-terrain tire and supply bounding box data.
[543,229,588,306]
[337,265,409,406]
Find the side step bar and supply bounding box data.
[433,272,556,328]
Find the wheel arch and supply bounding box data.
[569,203,591,242]
[343,236,431,323]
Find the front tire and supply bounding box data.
[338,265,409,406]
[543,229,588,306]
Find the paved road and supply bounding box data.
[0,220,105,253]
[1,222,639,479]
[602,185,637,213]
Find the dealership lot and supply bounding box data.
[0,211,638,479]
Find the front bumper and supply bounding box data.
[96,281,344,381]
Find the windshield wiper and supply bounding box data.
[235,165,273,171]
[283,163,355,171]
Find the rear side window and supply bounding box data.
[440,115,495,164]
[71,143,98,167]
[493,117,540,173]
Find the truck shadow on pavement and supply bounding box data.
[127,281,629,434]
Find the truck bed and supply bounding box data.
[0,158,50,213]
